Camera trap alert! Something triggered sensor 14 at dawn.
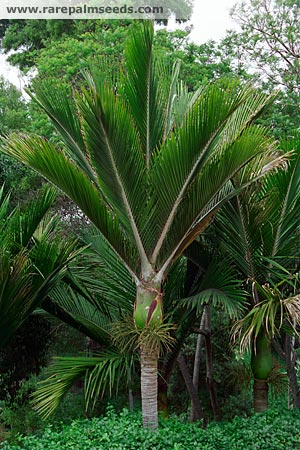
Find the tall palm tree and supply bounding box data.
[217,139,300,411]
[2,21,277,428]
[0,185,81,348]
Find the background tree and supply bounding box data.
[226,0,300,136]
[0,76,39,202]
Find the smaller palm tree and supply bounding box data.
[217,138,300,411]
[0,184,81,348]
[233,281,300,411]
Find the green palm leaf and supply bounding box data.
[121,20,165,165]
[156,126,276,272]
[0,187,81,346]
[0,251,33,346]
[48,286,113,345]
[149,81,276,270]
[77,74,150,273]
[32,351,136,419]
[233,282,300,353]
[179,260,247,319]
[29,80,96,182]
[3,134,138,276]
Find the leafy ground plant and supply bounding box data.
[1,403,300,450]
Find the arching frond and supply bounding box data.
[3,134,138,276]
[179,260,248,320]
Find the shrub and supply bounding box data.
[1,404,300,450]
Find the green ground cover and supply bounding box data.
[1,403,300,450]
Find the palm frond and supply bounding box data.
[32,350,137,419]
[0,185,11,231]
[9,185,57,250]
[217,140,300,285]
[121,20,165,165]
[233,282,300,353]
[84,350,136,411]
[149,80,276,269]
[268,145,300,258]
[28,80,96,182]
[0,251,32,346]
[2,134,138,276]
[82,229,136,309]
[77,75,151,275]
[179,260,247,319]
[156,125,276,274]
[47,286,113,345]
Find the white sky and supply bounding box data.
[190,0,238,44]
[0,0,238,89]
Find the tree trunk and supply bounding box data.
[253,379,269,412]
[134,279,163,429]
[190,310,205,422]
[177,351,206,426]
[285,334,300,409]
[140,342,159,428]
[127,365,134,412]
[203,305,222,421]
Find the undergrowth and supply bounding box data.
[1,402,300,450]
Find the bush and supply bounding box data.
[1,404,300,450]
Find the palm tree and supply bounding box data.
[0,185,81,348]
[2,21,277,428]
[217,138,300,411]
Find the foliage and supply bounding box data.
[31,350,136,419]
[226,0,300,136]
[154,30,248,91]
[214,137,300,408]
[0,20,84,70]
[0,76,39,200]
[0,77,28,135]
[231,0,300,93]
[1,20,279,427]
[0,376,44,439]
[0,377,87,440]
[1,404,300,450]
[34,21,129,83]
[0,184,82,347]
[0,316,52,403]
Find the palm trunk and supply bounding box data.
[140,342,159,428]
[253,379,269,412]
[134,279,163,429]
[177,351,206,425]
[285,334,300,409]
[251,329,273,412]
[203,305,222,421]
[190,311,205,422]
